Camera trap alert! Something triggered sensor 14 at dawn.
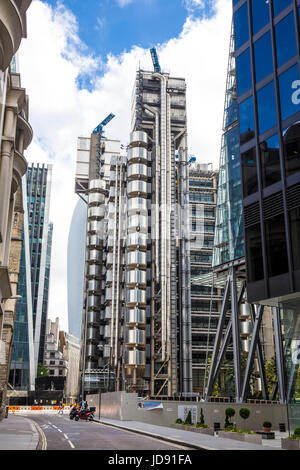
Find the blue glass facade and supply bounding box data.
[233,0,300,430]
[213,24,245,267]
[10,164,52,390]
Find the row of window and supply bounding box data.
[239,63,300,146]
[189,193,214,203]
[246,207,300,282]
[242,123,300,195]
[237,10,299,94]
[234,0,296,50]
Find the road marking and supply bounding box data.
[28,418,47,450]
[68,440,75,449]
[63,434,75,449]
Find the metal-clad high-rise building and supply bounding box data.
[76,58,193,398]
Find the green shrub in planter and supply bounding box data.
[196,423,209,429]
[225,407,235,428]
[175,418,183,424]
[263,421,272,428]
[224,424,236,432]
[239,407,250,421]
[289,427,300,439]
[293,427,300,436]
[200,408,205,426]
[184,411,192,425]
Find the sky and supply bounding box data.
[18,0,232,333]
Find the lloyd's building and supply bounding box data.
[74,51,192,399]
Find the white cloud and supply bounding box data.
[116,0,135,7]
[19,0,232,332]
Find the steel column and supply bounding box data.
[272,307,287,404]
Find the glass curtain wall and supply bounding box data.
[213,22,244,267]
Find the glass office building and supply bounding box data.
[233,0,300,429]
[213,22,245,267]
[10,164,53,390]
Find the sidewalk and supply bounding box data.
[0,414,40,450]
[95,417,286,451]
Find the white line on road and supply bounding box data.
[63,434,75,449]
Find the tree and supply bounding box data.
[37,362,50,377]
[225,407,235,428]
[184,410,192,425]
[265,356,277,397]
[239,407,250,423]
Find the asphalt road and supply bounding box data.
[27,413,189,451]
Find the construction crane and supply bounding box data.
[92,113,115,134]
[150,47,161,73]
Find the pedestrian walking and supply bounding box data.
[58,402,64,415]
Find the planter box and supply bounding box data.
[172,424,214,436]
[218,431,262,445]
[281,438,300,450]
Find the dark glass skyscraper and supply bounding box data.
[234,0,300,430]
[10,164,53,391]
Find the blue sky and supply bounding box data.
[20,0,232,330]
[44,0,215,61]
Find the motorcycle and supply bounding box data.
[74,407,95,421]
[69,406,79,420]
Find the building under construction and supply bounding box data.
[75,50,192,398]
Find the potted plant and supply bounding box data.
[239,407,250,428]
[184,410,192,426]
[263,421,272,432]
[175,418,183,425]
[225,407,236,429]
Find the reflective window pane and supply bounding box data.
[245,223,264,282]
[289,207,300,270]
[275,13,297,68]
[278,64,300,121]
[236,48,252,95]
[257,81,277,134]
[254,31,273,83]
[260,134,281,188]
[273,0,292,17]
[239,95,255,144]
[234,2,249,50]
[283,122,300,177]
[265,213,288,277]
[241,146,258,196]
[251,0,270,35]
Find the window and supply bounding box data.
[239,95,255,144]
[245,223,264,282]
[278,64,300,121]
[283,122,300,177]
[204,208,214,218]
[189,193,214,203]
[234,2,249,50]
[260,134,281,187]
[265,213,289,276]
[236,48,252,95]
[273,0,292,17]
[257,81,277,134]
[49,370,54,375]
[251,0,270,34]
[241,147,258,196]
[275,13,297,68]
[50,360,55,365]
[254,31,273,83]
[189,179,213,188]
[289,207,300,270]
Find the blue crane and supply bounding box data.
[92,113,115,134]
[150,47,161,73]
